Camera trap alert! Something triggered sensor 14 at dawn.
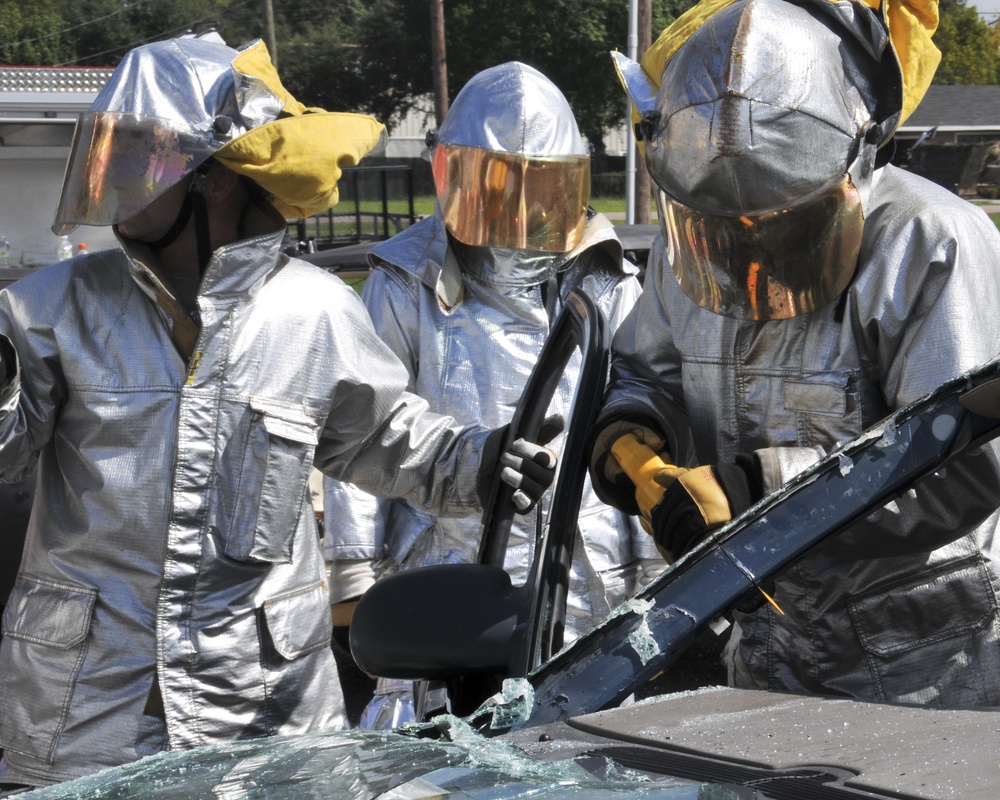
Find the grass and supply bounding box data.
[330,196,1000,232]
[382,195,632,217]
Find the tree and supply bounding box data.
[0,0,69,65]
[1,0,696,150]
[279,0,436,129]
[0,0,246,67]
[428,0,693,153]
[57,0,240,67]
[934,0,1000,84]
[270,0,693,152]
[990,17,1000,72]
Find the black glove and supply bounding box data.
[479,414,564,514]
[651,455,762,561]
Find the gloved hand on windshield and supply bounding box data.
[650,456,763,561]
[479,415,564,514]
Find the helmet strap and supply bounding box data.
[145,191,194,252]
[188,163,214,273]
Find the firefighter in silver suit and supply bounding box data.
[0,36,555,789]
[590,0,1000,707]
[324,62,655,728]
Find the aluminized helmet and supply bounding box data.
[614,0,908,320]
[53,34,385,235]
[430,61,591,254]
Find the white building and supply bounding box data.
[1,75,632,268]
[0,66,118,266]
[384,93,631,158]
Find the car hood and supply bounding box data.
[19,715,702,799]
[21,686,1000,799]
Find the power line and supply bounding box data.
[4,0,255,67]
[52,0,256,67]
[54,20,212,66]
[0,4,136,49]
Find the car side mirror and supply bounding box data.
[350,563,530,679]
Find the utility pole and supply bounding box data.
[430,0,449,125]
[635,0,652,225]
[625,0,638,224]
[263,0,278,69]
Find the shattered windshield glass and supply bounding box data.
[20,716,744,799]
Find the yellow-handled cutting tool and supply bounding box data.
[610,432,783,613]
[610,432,670,528]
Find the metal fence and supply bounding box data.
[288,164,418,252]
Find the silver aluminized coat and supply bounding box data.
[599,166,1000,706]
[325,212,652,637]
[0,215,486,785]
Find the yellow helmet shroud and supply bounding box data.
[214,41,386,220]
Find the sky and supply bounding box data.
[972,1,1000,18]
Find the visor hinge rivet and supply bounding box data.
[213,115,234,136]
[635,111,661,143]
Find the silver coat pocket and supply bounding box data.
[848,554,1000,705]
[217,399,319,563]
[0,574,96,762]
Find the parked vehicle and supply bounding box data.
[977,170,999,199]
[977,156,1000,199]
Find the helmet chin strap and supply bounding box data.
[145,163,214,273]
[144,192,193,251]
[188,163,214,272]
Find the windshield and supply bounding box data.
[20,715,729,799]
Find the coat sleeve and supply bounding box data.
[0,286,64,484]
[313,279,488,518]
[596,240,697,467]
[780,181,1000,558]
[321,267,421,572]
[590,267,661,563]
[600,173,1000,560]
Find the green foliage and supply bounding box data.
[313,0,697,153]
[278,0,434,127]
[0,0,256,67]
[934,0,1000,84]
[0,0,68,65]
[0,0,704,147]
[437,0,699,152]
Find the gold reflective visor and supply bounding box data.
[432,143,590,252]
[53,112,210,235]
[657,175,865,321]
